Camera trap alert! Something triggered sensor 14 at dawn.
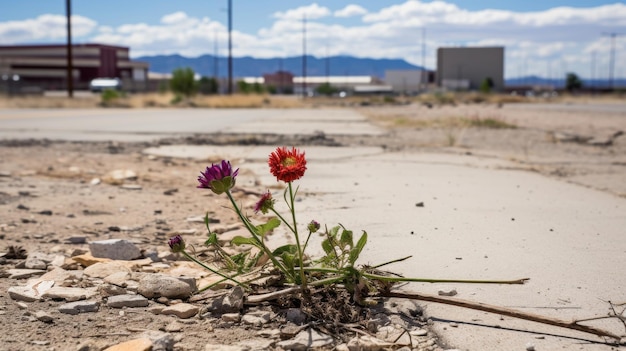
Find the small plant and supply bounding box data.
[169,147,528,300]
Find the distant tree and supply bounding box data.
[316,82,339,96]
[252,82,265,94]
[480,77,494,93]
[565,72,583,92]
[237,80,252,94]
[198,77,219,95]
[170,67,198,98]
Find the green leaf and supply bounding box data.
[231,236,260,248]
[340,228,354,249]
[204,232,218,246]
[255,218,281,237]
[272,244,297,256]
[321,239,334,255]
[348,231,368,265]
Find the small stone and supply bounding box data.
[107,294,150,308]
[103,338,152,351]
[84,261,132,278]
[72,253,112,267]
[8,269,46,279]
[164,321,184,332]
[15,302,28,309]
[241,310,271,326]
[204,344,247,351]
[347,334,394,351]
[438,289,457,296]
[105,169,137,182]
[222,313,241,323]
[203,286,244,315]
[526,342,535,351]
[58,300,100,315]
[137,274,194,299]
[161,303,199,319]
[449,322,459,327]
[277,328,334,351]
[42,286,97,302]
[35,310,54,323]
[285,308,307,325]
[139,330,175,351]
[120,184,142,190]
[90,178,101,185]
[89,239,142,260]
[99,284,128,297]
[104,271,132,287]
[66,236,87,244]
[186,216,206,223]
[410,329,428,337]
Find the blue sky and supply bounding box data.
[1,1,625,79]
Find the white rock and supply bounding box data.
[277,328,334,351]
[103,271,132,287]
[107,169,137,181]
[204,344,247,351]
[107,294,150,308]
[84,261,132,278]
[347,334,394,351]
[42,286,97,302]
[89,239,142,260]
[241,310,271,326]
[8,269,46,279]
[8,280,55,302]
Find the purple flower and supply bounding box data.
[254,190,275,214]
[197,160,239,195]
[168,234,186,253]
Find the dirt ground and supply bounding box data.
[0,99,625,350]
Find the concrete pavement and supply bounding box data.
[3,107,624,349]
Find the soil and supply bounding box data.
[0,100,625,351]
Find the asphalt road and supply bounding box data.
[0,108,382,141]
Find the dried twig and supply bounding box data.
[382,290,622,340]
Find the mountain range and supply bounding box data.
[136,54,422,79]
[135,54,626,88]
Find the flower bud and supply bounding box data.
[168,234,186,253]
[307,220,320,233]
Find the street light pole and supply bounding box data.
[66,0,73,98]
[602,32,625,89]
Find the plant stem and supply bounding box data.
[225,190,295,282]
[362,272,529,285]
[181,251,244,288]
[288,182,307,289]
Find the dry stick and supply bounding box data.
[382,290,621,340]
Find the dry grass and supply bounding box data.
[0,93,306,109]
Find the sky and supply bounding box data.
[1,0,625,80]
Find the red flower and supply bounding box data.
[269,147,307,183]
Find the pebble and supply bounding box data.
[203,286,244,315]
[526,342,536,351]
[277,328,334,351]
[438,288,458,296]
[58,300,100,315]
[89,239,142,260]
[103,337,152,351]
[137,274,194,299]
[241,310,271,326]
[222,313,241,323]
[107,294,150,308]
[161,303,199,319]
[35,310,54,323]
[72,253,112,267]
[120,184,142,190]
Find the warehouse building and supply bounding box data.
[0,44,148,94]
[436,47,504,91]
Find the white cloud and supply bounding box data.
[273,3,331,20]
[334,5,368,18]
[0,14,96,44]
[161,12,190,25]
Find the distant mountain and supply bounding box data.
[135,54,422,79]
[506,75,626,89]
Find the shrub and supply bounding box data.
[170,67,198,98]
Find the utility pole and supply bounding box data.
[302,14,307,98]
[421,28,426,91]
[213,31,218,80]
[602,32,625,89]
[227,0,233,94]
[65,0,73,98]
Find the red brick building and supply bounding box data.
[0,44,148,93]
